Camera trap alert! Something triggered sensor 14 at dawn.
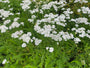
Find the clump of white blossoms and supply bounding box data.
[0,0,90,50]
[42,1,66,10]
[20,0,31,11]
[77,6,90,16]
[0,9,13,18]
[11,30,23,38]
[0,25,8,33]
[9,17,24,29]
[74,0,88,3]
[12,30,42,46]
[71,17,90,25]
[74,37,81,43]
[0,0,10,3]
[72,27,90,38]
[63,8,73,19]
[29,8,39,14]
[46,47,54,52]
[3,20,11,25]
[34,38,42,46]
[81,6,90,14]
[2,59,9,64]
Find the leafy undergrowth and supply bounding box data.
[0,0,90,68]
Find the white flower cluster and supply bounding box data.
[0,0,10,3]
[20,0,31,11]
[61,32,74,41]
[0,9,13,18]
[72,27,90,38]
[54,14,66,26]
[34,13,66,27]
[11,30,42,46]
[81,7,90,14]
[87,30,90,33]
[11,30,23,38]
[46,47,54,52]
[3,19,11,25]
[29,8,39,14]
[0,25,8,33]
[0,17,24,33]
[44,13,58,18]
[28,15,36,23]
[71,17,90,25]
[42,1,66,10]
[74,0,88,3]
[19,32,32,43]
[33,37,42,46]
[0,0,90,48]
[33,8,75,42]
[28,19,34,23]
[63,8,73,19]
[39,9,43,14]
[34,22,74,41]
[77,7,90,15]
[9,17,24,29]
[34,24,53,37]
[74,37,81,43]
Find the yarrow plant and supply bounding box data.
[0,0,90,68]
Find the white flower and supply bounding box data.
[81,60,85,65]
[0,9,13,18]
[27,32,32,36]
[20,22,24,26]
[74,38,81,43]
[0,25,8,33]
[49,47,54,52]
[52,25,55,29]
[81,7,88,13]
[31,15,36,19]
[19,34,30,43]
[40,9,43,14]
[22,43,27,47]
[57,42,59,45]
[16,12,20,15]
[11,30,23,38]
[74,0,88,3]
[87,30,90,33]
[2,59,7,64]
[46,47,54,52]
[9,8,13,11]
[75,17,89,25]
[59,14,66,22]
[35,38,42,46]
[53,5,58,11]
[14,17,19,22]
[28,19,34,22]
[4,20,11,25]
[31,39,33,42]
[32,37,36,40]
[75,24,79,27]
[9,22,20,29]
[20,0,31,11]
[46,47,49,50]
[77,9,81,12]
[29,8,39,14]
[0,0,10,3]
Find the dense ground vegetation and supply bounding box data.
[0,0,90,68]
